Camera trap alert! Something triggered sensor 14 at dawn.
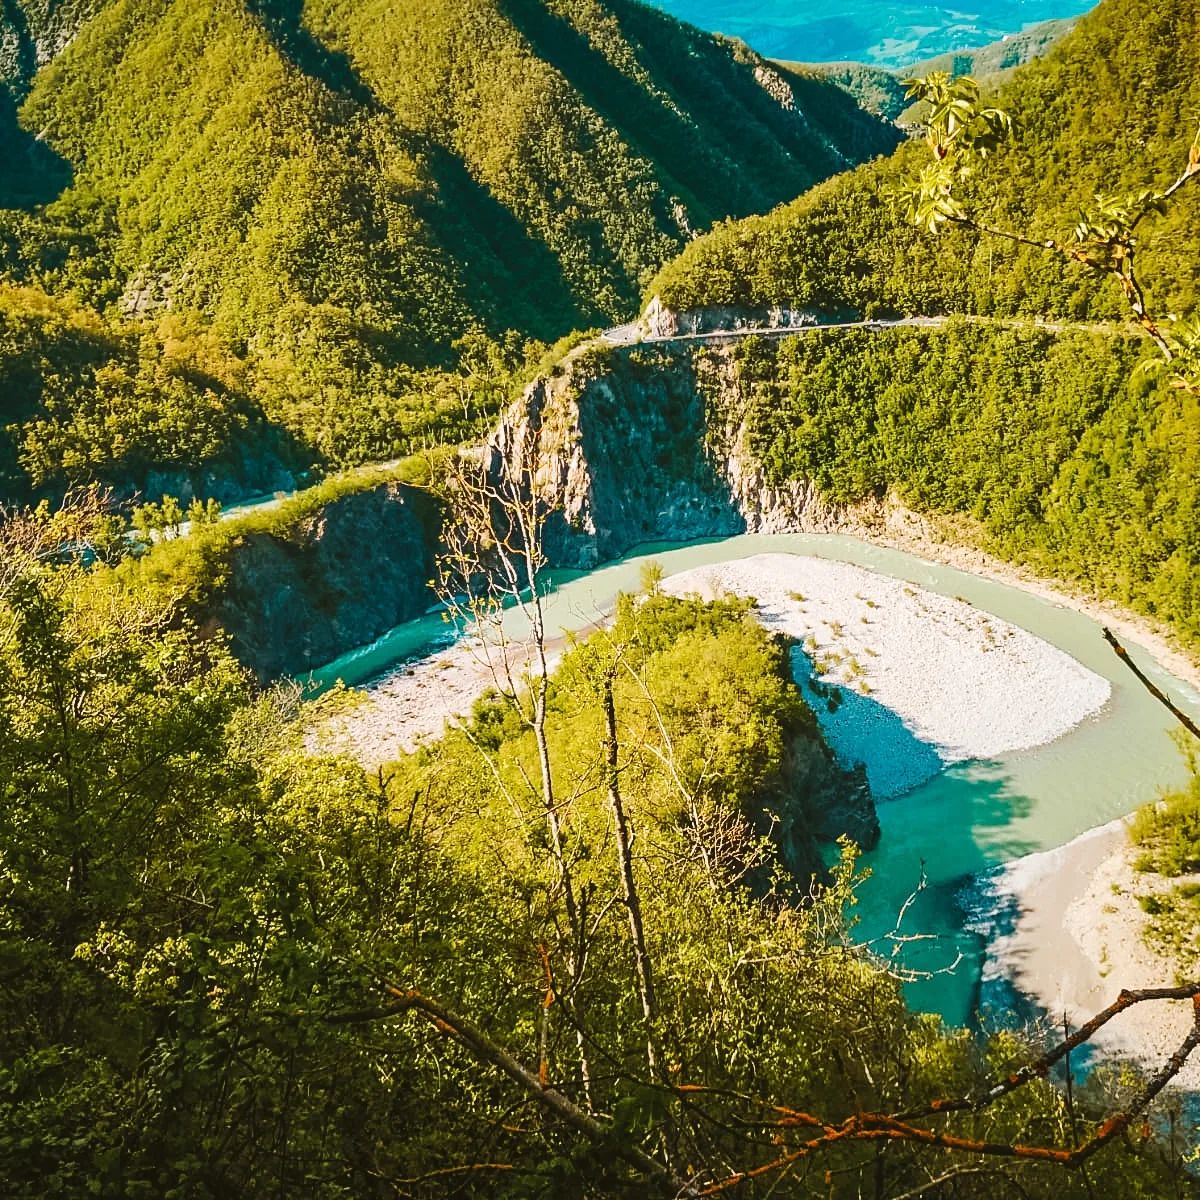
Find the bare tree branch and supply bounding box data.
[1102,627,1200,740]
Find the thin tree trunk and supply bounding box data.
[532,682,593,1105]
[603,677,658,1079]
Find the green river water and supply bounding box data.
[310,533,1200,1028]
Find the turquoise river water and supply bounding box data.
[309,534,1200,1028]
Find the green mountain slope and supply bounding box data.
[0,0,899,502]
[650,0,1200,324]
[904,15,1078,81]
[633,0,1200,656]
[787,16,1078,121]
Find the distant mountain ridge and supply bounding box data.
[645,0,1093,69]
[786,15,1079,121]
[2,0,899,329]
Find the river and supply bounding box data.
[308,532,1200,1028]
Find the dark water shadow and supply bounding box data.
[782,624,1042,1019]
[859,760,1039,1023]
[964,863,1191,1102]
[790,643,946,801]
[245,0,377,107]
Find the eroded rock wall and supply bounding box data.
[215,482,438,680]
[486,343,879,859]
[488,341,843,568]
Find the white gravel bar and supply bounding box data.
[306,635,567,767]
[311,551,1110,792]
[661,554,1111,798]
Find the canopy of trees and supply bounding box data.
[650,0,1200,325]
[702,323,1200,651]
[1,517,1194,1196]
[0,0,900,503]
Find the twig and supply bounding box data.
[378,985,691,1195]
[1102,628,1200,740]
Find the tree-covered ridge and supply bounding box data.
[901,16,1077,91]
[0,0,899,502]
[0,280,525,502]
[649,0,1200,326]
[713,322,1200,649]
[0,283,306,500]
[784,15,1078,123]
[13,0,896,331]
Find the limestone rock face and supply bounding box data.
[638,297,822,339]
[490,356,742,569]
[811,762,879,851]
[486,341,844,570]
[215,482,438,680]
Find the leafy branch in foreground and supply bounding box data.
[357,980,1200,1195]
[897,71,1200,387]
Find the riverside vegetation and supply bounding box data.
[2,493,1197,1198]
[3,0,1200,1195]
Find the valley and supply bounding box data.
[305,530,1199,1048]
[646,0,1092,66]
[1,0,1199,1195]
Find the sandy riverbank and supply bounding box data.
[306,634,568,768]
[662,554,1110,798]
[985,818,1200,1089]
[827,497,1200,694]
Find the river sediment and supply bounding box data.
[661,553,1110,799]
[983,818,1200,1090]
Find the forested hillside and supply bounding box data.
[0,0,899,503]
[4,2,1200,1193]
[720,322,1200,649]
[788,16,1077,122]
[651,0,1200,323]
[637,0,1200,659]
[1,520,1190,1197]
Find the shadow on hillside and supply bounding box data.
[246,0,377,107]
[499,0,898,222]
[418,143,591,342]
[496,0,732,223]
[777,66,906,161]
[0,93,71,209]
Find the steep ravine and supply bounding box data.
[209,338,894,681]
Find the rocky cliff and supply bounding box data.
[214,481,438,680]
[780,730,879,866]
[488,340,845,569]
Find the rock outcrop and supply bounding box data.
[639,296,823,339]
[215,482,438,680]
[487,340,845,569]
